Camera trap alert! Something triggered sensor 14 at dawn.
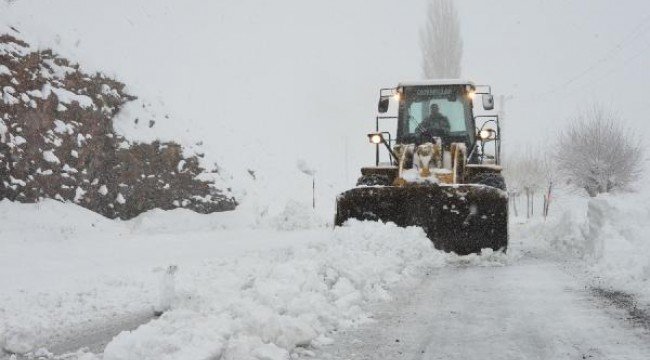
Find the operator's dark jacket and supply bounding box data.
[416,114,451,134]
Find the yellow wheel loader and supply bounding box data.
[335,80,508,255]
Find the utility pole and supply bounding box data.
[497,95,507,163]
[344,136,349,185]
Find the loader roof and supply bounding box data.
[397,79,474,87]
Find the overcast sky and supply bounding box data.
[456,0,650,153]
[3,0,650,188]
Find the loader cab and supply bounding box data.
[376,80,501,166]
[395,83,476,148]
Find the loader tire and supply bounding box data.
[356,174,391,187]
[468,172,506,191]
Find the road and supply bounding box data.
[3,244,649,360]
[316,252,650,360]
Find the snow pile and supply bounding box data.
[94,221,444,360]
[540,193,650,302]
[271,200,328,231]
[3,200,484,358]
[0,200,157,355]
[445,247,513,267]
[0,199,317,356]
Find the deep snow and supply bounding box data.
[3,192,650,359]
[0,199,513,359]
[0,200,332,356]
[532,191,650,305]
[2,1,650,359]
[0,200,446,358]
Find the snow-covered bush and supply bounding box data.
[554,105,644,197]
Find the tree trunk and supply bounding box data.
[531,191,534,217]
[525,190,528,219]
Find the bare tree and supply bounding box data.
[555,105,644,197]
[419,0,463,79]
[503,148,547,218]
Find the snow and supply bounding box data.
[1,186,648,359]
[53,119,75,134]
[465,163,503,171]
[0,119,7,141]
[12,135,26,146]
[0,200,477,358]
[397,79,474,87]
[74,186,86,202]
[0,0,412,220]
[296,159,316,177]
[400,168,440,183]
[2,1,650,359]
[2,90,18,105]
[98,220,449,360]
[42,150,60,164]
[51,87,95,109]
[318,250,650,359]
[0,64,11,76]
[535,191,650,304]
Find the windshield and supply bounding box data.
[398,85,473,143]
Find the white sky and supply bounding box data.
[2,0,650,188]
[457,0,650,154]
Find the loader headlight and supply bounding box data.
[467,90,476,100]
[368,133,384,144]
[394,87,403,101]
[479,129,495,140]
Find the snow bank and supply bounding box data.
[0,200,320,356]
[0,201,155,355]
[0,201,511,358]
[270,200,328,231]
[94,221,444,360]
[539,193,650,302]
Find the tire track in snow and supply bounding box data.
[592,287,650,331]
[317,255,650,360]
[1,311,156,360]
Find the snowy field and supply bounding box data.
[2,190,650,359]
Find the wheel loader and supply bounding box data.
[335,80,508,255]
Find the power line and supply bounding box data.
[532,14,650,100]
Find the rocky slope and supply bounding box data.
[0,31,236,219]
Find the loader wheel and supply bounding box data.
[356,174,391,186]
[468,172,507,191]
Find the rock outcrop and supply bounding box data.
[0,33,236,219]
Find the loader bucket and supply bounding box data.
[335,184,508,255]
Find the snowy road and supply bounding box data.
[318,253,650,360]
[3,201,650,359]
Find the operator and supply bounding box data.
[415,103,450,135]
